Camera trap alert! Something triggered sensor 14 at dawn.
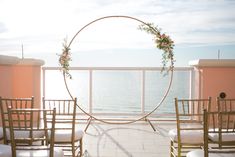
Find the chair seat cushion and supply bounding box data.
[6,129,45,140]
[187,150,235,157]
[168,128,203,144]
[16,147,64,157]
[209,131,235,142]
[51,128,84,142]
[0,144,11,157]
[0,127,3,139]
[0,142,63,157]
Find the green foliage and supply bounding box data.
[138,23,175,73]
[58,39,72,79]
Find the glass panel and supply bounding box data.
[145,71,190,114]
[92,70,141,113]
[44,70,89,112]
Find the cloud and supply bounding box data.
[148,1,235,45]
[0,0,235,56]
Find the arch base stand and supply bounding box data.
[84,116,157,132]
[144,118,157,132]
[84,116,93,133]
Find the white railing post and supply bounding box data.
[189,68,194,99]
[89,70,93,114]
[141,70,145,114]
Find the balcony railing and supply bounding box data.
[42,67,194,119]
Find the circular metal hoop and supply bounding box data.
[63,15,174,124]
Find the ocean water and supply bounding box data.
[44,69,190,115]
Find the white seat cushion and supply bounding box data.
[16,147,64,157]
[168,128,203,144]
[50,128,84,142]
[0,140,63,157]
[209,131,235,142]
[0,144,11,157]
[187,150,235,157]
[6,129,45,140]
[0,127,3,139]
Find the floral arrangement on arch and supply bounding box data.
[58,23,174,79]
[138,23,175,72]
[58,39,72,79]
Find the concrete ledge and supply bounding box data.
[0,55,44,66]
[17,58,45,66]
[189,59,235,67]
[0,55,20,65]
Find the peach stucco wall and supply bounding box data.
[0,56,44,126]
[190,59,235,111]
[0,65,42,108]
[12,65,41,108]
[0,66,13,98]
[202,68,235,99]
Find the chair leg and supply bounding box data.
[72,142,75,157]
[170,140,174,157]
[80,138,83,157]
[177,144,181,157]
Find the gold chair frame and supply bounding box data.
[204,110,235,157]
[43,97,83,157]
[8,108,58,157]
[170,97,211,157]
[217,97,235,112]
[186,110,235,157]
[0,96,34,144]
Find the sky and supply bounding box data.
[0,0,235,67]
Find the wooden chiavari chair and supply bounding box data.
[169,97,211,157]
[43,97,83,157]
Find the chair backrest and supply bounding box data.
[175,97,211,143]
[42,97,77,141]
[203,110,235,157]
[0,96,34,144]
[217,97,235,112]
[8,108,56,157]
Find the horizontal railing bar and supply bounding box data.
[42,66,193,71]
[75,117,176,122]
[76,112,176,117]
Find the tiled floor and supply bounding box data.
[81,121,176,157]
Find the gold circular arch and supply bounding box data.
[62,15,174,125]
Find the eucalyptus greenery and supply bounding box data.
[138,23,175,73]
[58,39,72,79]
